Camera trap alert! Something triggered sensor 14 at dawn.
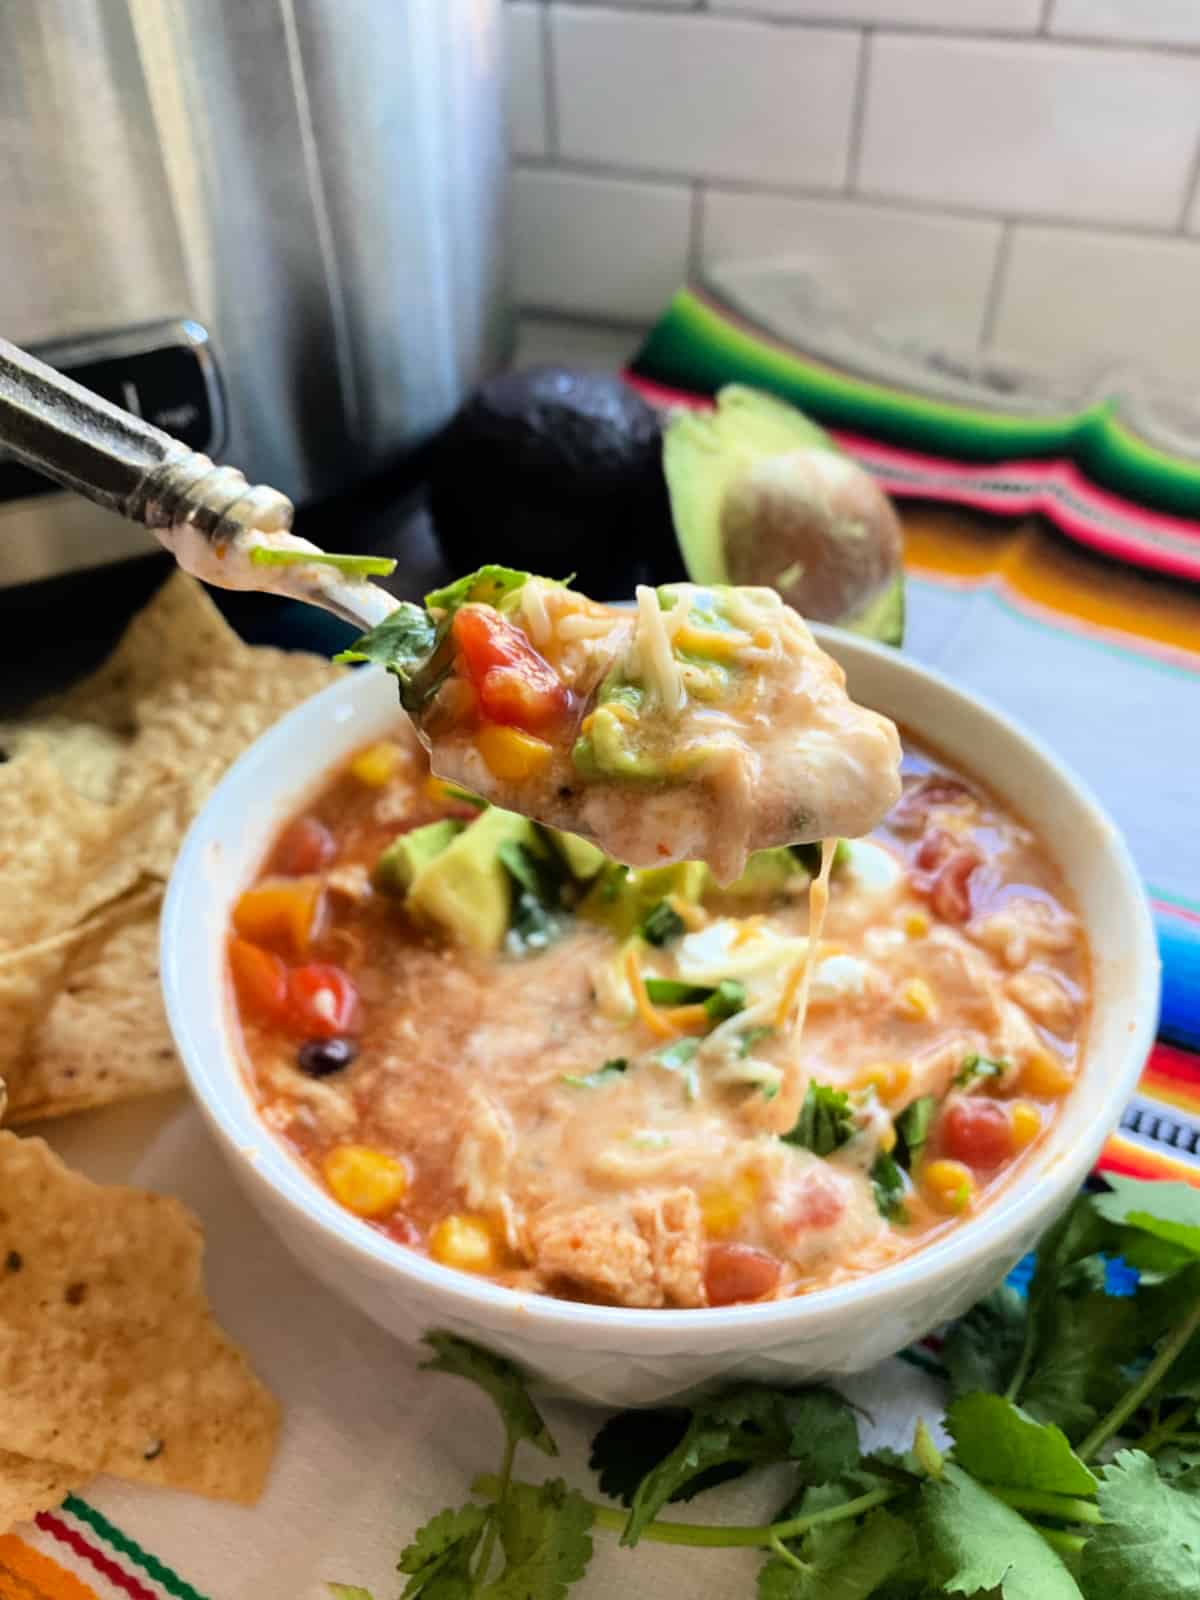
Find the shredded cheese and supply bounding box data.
[768,837,839,1130]
[625,946,677,1038]
[634,585,685,714]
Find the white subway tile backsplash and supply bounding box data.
[858,36,1200,229]
[551,9,859,188]
[702,191,1002,347]
[990,226,1200,382]
[511,166,692,319]
[506,4,549,159]
[712,0,1041,27]
[1049,1,1200,46]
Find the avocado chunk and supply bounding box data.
[544,827,607,883]
[579,860,707,940]
[664,385,905,646]
[718,846,806,899]
[373,819,465,896]
[407,807,538,954]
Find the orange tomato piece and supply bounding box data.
[451,606,569,732]
[228,938,288,1025]
[232,876,324,959]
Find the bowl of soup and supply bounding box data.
[160,626,1158,1405]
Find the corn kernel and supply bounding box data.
[322,1145,408,1217]
[895,977,938,1023]
[878,1122,897,1154]
[1020,1050,1074,1099]
[429,1214,498,1274]
[857,1061,911,1102]
[476,723,553,782]
[701,1171,760,1238]
[921,1159,975,1215]
[904,911,930,939]
[349,741,402,787]
[674,625,749,661]
[1010,1101,1042,1148]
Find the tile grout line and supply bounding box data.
[541,0,561,160]
[511,155,1200,245]
[979,219,1014,350]
[844,27,871,193]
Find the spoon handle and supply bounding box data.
[0,334,294,541]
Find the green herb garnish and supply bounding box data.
[562,1059,628,1089]
[640,901,686,947]
[335,601,443,713]
[643,978,709,1006]
[704,978,746,1021]
[653,1037,701,1071]
[248,546,397,578]
[955,1052,1008,1088]
[895,1093,936,1168]
[782,1081,856,1157]
[871,1150,909,1221]
[333,1178,1200,1600]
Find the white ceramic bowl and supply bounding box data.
[161,628,1159,1406]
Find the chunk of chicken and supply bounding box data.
[529,1188,706,1308]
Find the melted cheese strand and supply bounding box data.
[766,837,838,1133]
[635,584,685,714]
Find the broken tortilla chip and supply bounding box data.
[0,1451,86,1535]
[0,1133,279,1503]
[6,888,179,1124]
[0,575,344,1120]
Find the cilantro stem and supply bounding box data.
[768,1534,807,1572]
[988,1487,1101,1525]
[474,1437,515,1583]
[1004,1315,1037,1404]
[1078,1296,1200,1462]
[1138,1401,1198,1458]
[472,1477,899,1548]
[1034,1527,1088,1559]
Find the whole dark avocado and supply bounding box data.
[428,366,683,597]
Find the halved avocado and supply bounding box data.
[664,386,905,646]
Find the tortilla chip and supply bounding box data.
[0,575,344,1119]
[0,1451,86,1534]
[7,888,180,1124]
[0,1134,279,1502]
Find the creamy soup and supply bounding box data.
[228,730,1089,1310]
[338,569,902,883]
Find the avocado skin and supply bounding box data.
[429,367,684,596]
[407,808,538,954]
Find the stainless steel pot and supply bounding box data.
[0,0,510,584]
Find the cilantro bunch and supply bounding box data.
[333,1176,1200,1599]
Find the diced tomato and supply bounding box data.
[930,850,980,923]
[915,827,956,873]
[893,776,971,832]
[780,1171,847,1235]
[228,938,289,1025]
[705,1244,782,1306]
[940,1098,1013,1170]
[271,816,336,877]
[286,963,360,1039]
[451,606,569,732]
[232,877,325,959]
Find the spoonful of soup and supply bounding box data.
[0,336,900,883]
[337,566,901,884]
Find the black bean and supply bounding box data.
[297,1036,358,1077]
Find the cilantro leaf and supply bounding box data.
[917,1463,1083,1599]
[954,1053,1007,1088]
[623,1387,859,1546]
[425,566,534,617]
[784,1082,856,1157]
[640,901,685,947]
[336,603,443,712]
[561,1060,628,1090]
[894,1097,935,1169]
[870,1151,909,1221]
[499,840,568,955]
[1019,1290,1142,1441]
[758,1508,917,1600]
[1080,1449,1200,1600]
[944,1285,1027,1398]
[654,1036,701,1070]
[946,1394,1097,1496]
[478,1479,593,1600]
[705,979,747,1021]
[643,977,709,1005]
[588,1407,751,1506]
[1093,1177,1200,1270]
[422,1334,557,1457]
[328,1588,376,1600]
[397,1503,489,1599]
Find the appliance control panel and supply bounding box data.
[0,320,225,505]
